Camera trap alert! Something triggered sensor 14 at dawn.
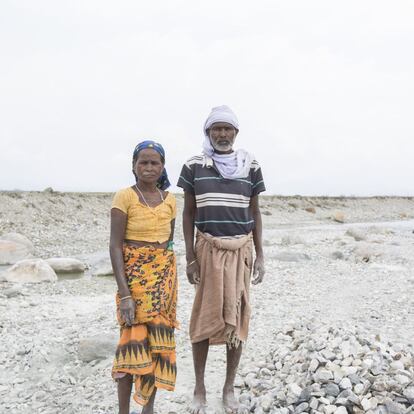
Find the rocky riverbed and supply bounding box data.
[0,191,413,413]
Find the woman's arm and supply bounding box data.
[182,191,200,284]
[250,195,265,284]
[169,219,175,243]
[109,208,135,325]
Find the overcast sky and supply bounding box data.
[1,0,413,195]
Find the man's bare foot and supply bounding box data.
[189,386,207,414]
[223,386,239,413]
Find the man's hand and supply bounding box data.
[252,255,265,285]
[120,298,135,326]
[186,259,200,284]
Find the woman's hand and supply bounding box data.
[252,255,265,285]
[120,297,136,326]
[186,258,200,284]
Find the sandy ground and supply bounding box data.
[0,191,413,413]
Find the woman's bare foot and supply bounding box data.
[223,386,239,413]
[189,385,207,414]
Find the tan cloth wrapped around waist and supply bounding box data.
[189,231,253,347]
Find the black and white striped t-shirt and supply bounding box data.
[177,155,266,237]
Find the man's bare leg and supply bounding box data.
[118,374,133,414]
[223,343,242,413]
[190,339,209,414]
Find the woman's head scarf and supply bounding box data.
[132,140,171,190]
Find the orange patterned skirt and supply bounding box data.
[112,244,178,406]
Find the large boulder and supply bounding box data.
[345,228,366,241]
[92,258,114,277]
[0,232,34,250]
[78,334,118,362]
[0,239,33,265]
[45,258,86,274]
[332,211,345,223]
[3,259,57,283]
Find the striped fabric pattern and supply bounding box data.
[177,155,265,237]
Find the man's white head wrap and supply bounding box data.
[204,105,239,134]
[202,105,254,180]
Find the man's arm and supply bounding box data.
[250,195,265,284]
[183,191,200,284]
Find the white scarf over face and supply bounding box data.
[202,105,254,180]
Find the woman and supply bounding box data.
[110,140,178,414]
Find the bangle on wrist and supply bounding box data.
[120,295,132,301]
[187,259,197,266]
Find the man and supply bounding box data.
[177,105,266,413]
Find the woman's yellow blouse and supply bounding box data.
[111,187,176,243]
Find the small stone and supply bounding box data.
[361,398,372,411]
[341,357,353,366]
[369,397,378,409]
[339,377,352,390]
[295,402,309,414]
[315,369,333,382]
[309,397,319,410]
[348,374,361,385]
[276,390,286,402]
[334,407,347,414]
[309,359,319,372]
[339,390,359,405]
[385,401,405,414]
[362,359,373,368]
[325,383,340,397]
[371,379,387,392]
[390,361,404,370]
[261,367,273,377]
[288,383,303,397]
[323,404,337,414]
[403,386,414,403]
[341,366,358,376]
[299,387,312,402]
[375,406,388,414]
[260,395,273,411]
[395,374,410,386]
[321,350,336,361]
[352,359,362,366]
[239,394,250,405]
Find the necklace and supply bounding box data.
[135,184,164,208]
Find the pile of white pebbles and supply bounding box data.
[237,323,414,414]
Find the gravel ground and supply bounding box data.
[0,192,413,413]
